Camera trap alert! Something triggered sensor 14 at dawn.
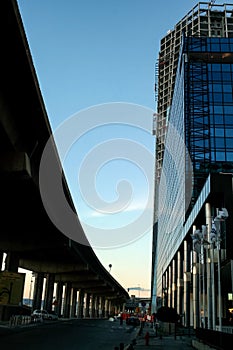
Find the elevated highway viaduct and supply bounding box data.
[0,0,129,321]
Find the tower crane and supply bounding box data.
[127,287,150,292]
[127,286,151,297]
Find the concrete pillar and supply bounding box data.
[108,300,112,317]
[164,270,168,307]
[93,295,98,318]
[184,240,191,327]
[97,296,102,318]
[70,288,77,317]
[193,247,199,329]
[5,252,19,272]
[177,250,182,318]
[122,302,125,313]
[206,202,213,329]
[84,293,90,318]
[56,281,63,317]
[43,273,55,312]
[199,253,202,328]
[77,289,84,318]
[101,297,105,317]
[32,272,44,310]
[105,299,109,318]
[95,296,100,317]
[91,294,96,318]
[113,304,118,316]
[63,282,72,318]
[89,294,93,318]
[172,259,177,310]
[162,273,165,306]
[0,252,4,270]
[168,265,172,307]
[100,297,104,317]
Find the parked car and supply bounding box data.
[31,309,58,321]
[126,316,140,326]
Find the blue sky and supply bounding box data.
[17,0,199,296]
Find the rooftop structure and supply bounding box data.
[155,2,233,182]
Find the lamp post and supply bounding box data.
[210,208,228,332]
[200,232,206,328]
[191,226,209,328]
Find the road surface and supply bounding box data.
[0,318,138,350]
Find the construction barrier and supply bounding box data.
[9,315,33,327]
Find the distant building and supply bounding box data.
[125,296,151,314]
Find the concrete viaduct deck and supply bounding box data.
[0,0,129,321]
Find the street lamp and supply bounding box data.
[210,208,228,332]
[191,226,209,328]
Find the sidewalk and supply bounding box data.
[132,333,194,349]
[124,325,216,350]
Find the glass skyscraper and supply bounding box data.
[152,2,233,333]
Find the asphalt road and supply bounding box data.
[0,318,138,350]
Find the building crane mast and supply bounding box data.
[127,286,151,299]
[127,287,150,292]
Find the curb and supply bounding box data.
[192,339,216,350]
[123,324,153,349]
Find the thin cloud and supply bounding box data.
[83,200,154,218]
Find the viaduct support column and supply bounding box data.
[56,281,63,317]
[113,301,117,316]
[32,272,44,310]
[105,299,109,318]
[108,300,112,317]
[98,296,102,318]
[101,296,105,318]
[91,295,96,318]
[70,289,77,317]
[44,273,55,313]
[77,289,84,318]
[122,302,125,313]
[0,252,4,270]
[63,282,72,318]
[5,252,19,272]
[95,296,100,317]
[84,293,90,318]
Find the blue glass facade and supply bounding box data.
[155,36,233,301]
[184,37,233,204]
